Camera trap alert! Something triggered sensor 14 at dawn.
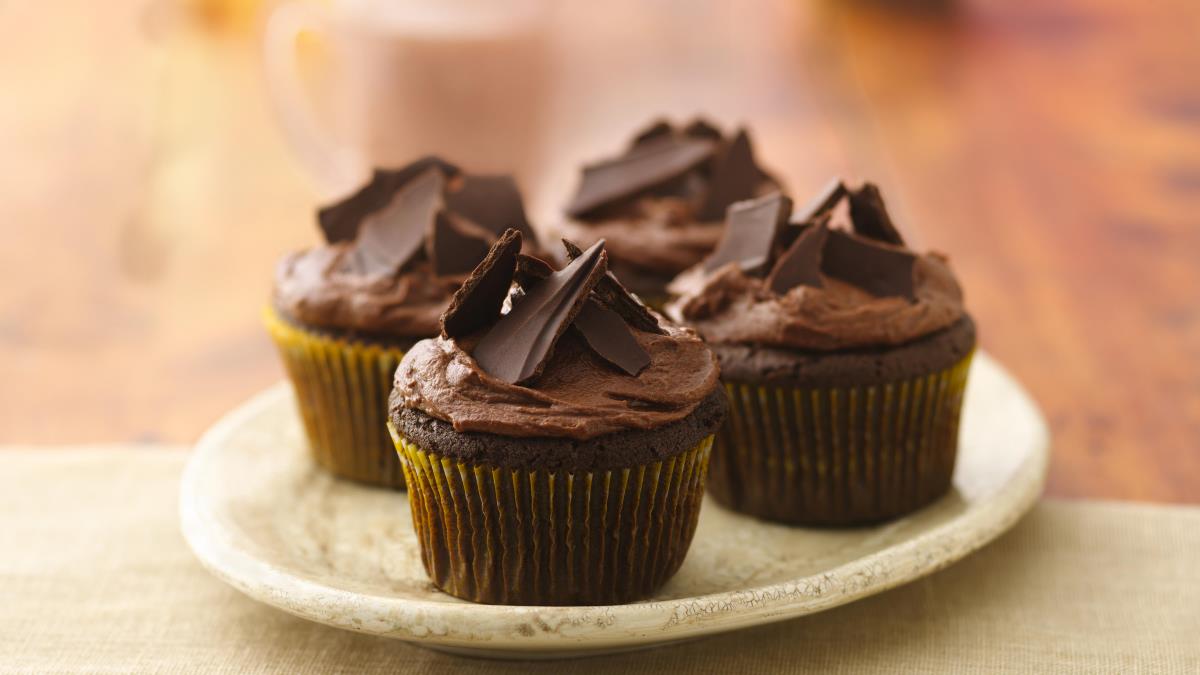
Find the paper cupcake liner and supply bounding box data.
[709,352,973,525]
[264,307,407,489]
[390,428,713,605]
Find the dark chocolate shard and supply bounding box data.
[441,229,522,339]
[513,253,554,288]
[766,222,828,294]
[566,137,716,218]
[848,182,904,245]
[696,129,761,221]
[561,239,665,334]
[775,209,828,253]
[820,229,916,300]
[631,119,674,148]
[351,168,444,276]
[573,300,651,376]
[318,156,459,243]
[702,192,794,276]
[444,174,536,242]
[429,211,494,276]
[473,240,608,384]
[793,178,847,225]
[683,118,724,141]
[640,168,706,202]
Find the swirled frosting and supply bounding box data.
[393,324,720,439]
[669,252,965,351]
[667,181,968,351]
[558,195,770,278]
[273,245,463,337]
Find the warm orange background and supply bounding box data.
[1,0,1196,502]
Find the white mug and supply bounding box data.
[264,0,552,200]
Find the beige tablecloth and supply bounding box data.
[1,447,1197,674]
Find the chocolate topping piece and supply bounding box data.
[683,118,724,141]
[676,175,965,352]
[631,119,674,147]
[697,129,762,221]
[702,192,794,275]
[318,156,459,243]
[351,168,444,276]
[848,182,904,245]
[774,210,828,254]
[473,240,608,384]
[766,221,828,294]
[794,178,847,224]
[513,252,554,288]
[441,229,522,339]
[445,175,536,241]
[821,229,916,300]
[562,240,665,334]
[573,300,651,376]
[429,211,493,276]
[566,137,716,218]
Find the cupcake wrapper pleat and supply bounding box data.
[709,352,973,525]
[264,308,407,489]
[390,427,713,605]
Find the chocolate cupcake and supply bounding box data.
[668,181,975,525]
[268,157,540,489]
[556,118,781,307]
[388,231,726,605]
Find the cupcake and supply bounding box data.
[268,157,540,489]
[668,181,976,525]
[388,230,726,605]
[556,118,782,307]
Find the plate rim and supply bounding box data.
[180,351,1049,654]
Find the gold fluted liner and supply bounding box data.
[264,307,407,489]
[708,352,974,525]
[389,427,713,606]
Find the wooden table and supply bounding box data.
[2,0,1196,502]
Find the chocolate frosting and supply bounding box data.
[559,119,781,277]
[393,325,719,440]
[392,232,722,440]
[273,245,462,337]
[668,180,968,351]
[557,201,726,276]
[273,158,538,337]
[670,254,964,350]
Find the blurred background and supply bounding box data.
[1,0,1196,501]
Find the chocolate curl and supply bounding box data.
[820,230,916,301]
[318,156,459,243]
[473,240,609,384]
[702,192,794,276]
[561,240,665,335]
[848,182,905,245]
[566,137,715,218]
[350,168,445,277]
[440,229,523,339]
[766,221,828,294]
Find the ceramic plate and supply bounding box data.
[181,352,1048,659]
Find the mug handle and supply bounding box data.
[263,2,368,199]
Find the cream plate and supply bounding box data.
[181,352,1048,659]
